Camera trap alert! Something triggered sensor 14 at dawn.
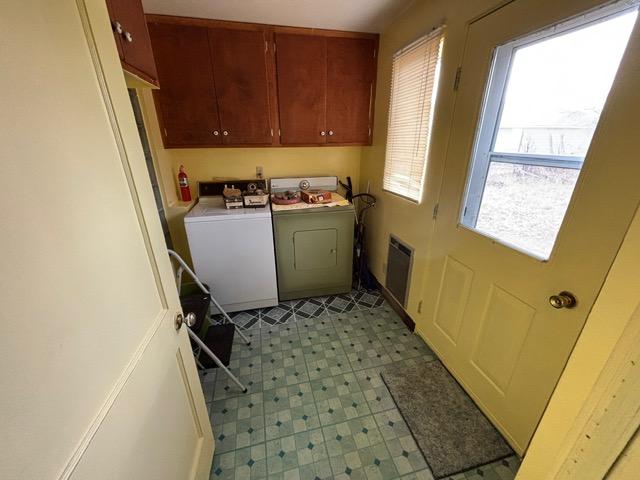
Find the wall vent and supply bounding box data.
[385,235,413,307]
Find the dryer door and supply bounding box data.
[294,228,338,270]
[273,209,354,300]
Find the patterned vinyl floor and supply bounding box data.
[201,289,521,480]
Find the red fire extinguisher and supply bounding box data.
[178,165,192,202]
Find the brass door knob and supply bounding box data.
[549,291,577,309]
[174,313,184,330]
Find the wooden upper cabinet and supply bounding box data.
[326,37,376,144]
[148,18,274,148]
[275,34,328,145]
[275,32,377,146]
[209,28,274,145]
[148,22,222,147]
[106,0,158,86]
[146,15,378,148]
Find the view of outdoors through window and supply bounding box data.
[467,8,638,259]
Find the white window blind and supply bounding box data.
[383,28,444,202]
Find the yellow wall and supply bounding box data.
[137,89,362,263]
[359,0,497,321]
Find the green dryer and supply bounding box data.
[270,177,354,301]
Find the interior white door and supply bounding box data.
[418,0,640,454]
[0,1,213,479]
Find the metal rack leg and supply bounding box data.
[187,328,247,393]
[195,356,206,371]
[210,297,252,345]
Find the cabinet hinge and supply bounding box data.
[270,128,274,137]
[163,127,167,137]
[273,42,277,53]
[373,48,377,58]
[453,67,462,91]
[368,127,371,137]
[432,203,439,220]
[278,128,281,138]
[265,40,268,53]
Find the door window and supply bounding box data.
[461,4,638,259]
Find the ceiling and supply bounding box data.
[141,0,415,33]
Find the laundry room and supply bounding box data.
[4,1,640,479]
[121,0,640,476]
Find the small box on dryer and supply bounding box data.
[301,190,332,204]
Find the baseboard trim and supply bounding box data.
[373,275,416,332]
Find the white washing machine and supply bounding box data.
[184,181,278,313]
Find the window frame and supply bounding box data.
[461,2,638,230]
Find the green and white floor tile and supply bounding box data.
[200,292,521,480]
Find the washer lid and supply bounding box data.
[185,197,272,223]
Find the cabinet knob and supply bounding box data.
[124,31,133,43]
[212,130,219,136]
[320,131,326,136]
[328,130,334,136]
[223,130,229,136]
[112,21,123,34]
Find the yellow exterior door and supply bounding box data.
[0,1,213,478]
[417,0,640,454]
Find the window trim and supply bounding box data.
[461,0,639,229]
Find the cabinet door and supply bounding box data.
[209,28,273,145]
[275,34,327,145]
[149,23,222,147]
[109,0,158,84]
[104,0,123,60]
[326,37,376,145]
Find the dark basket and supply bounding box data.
[179,282,236,369]
[197,323,235,369]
